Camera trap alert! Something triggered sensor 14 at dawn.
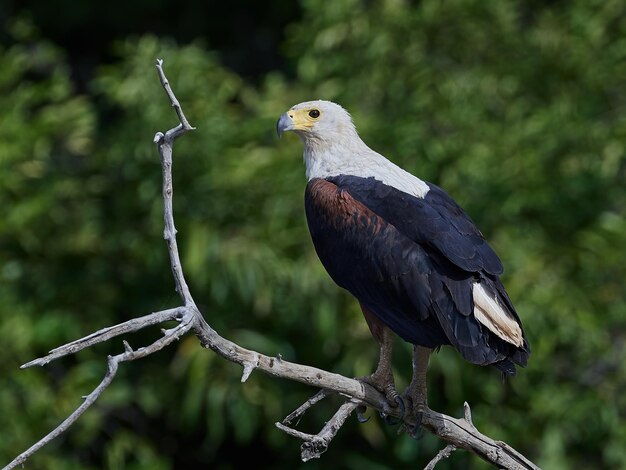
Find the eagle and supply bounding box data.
[277,100,529,423]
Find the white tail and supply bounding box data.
[472,283,523,347]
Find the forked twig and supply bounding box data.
[21,307,186,368]
[4,60,199,470]
[277,399,360,461]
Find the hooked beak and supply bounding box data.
[276,112,294,139]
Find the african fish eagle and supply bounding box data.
[277,100,529,422]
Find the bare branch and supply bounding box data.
[190,317,541,468]
[4,60,199,470]
[153,58,196,308]
[277,399,360,462]
[154,58,195,139]
[275,422,316,440]
[191,321,378,407]
[21,307,186,368]
[420,405,540,470]
[283,389,329,425]
[6,317,194,470]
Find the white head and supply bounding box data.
[277,100,429,198]
[276,100,360,146]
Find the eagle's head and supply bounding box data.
[276,100,428,196]
[277,99,394,184]
[276,100,358,144]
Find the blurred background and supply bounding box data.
[1,0,625,468]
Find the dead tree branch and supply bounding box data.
[3,60,540,470]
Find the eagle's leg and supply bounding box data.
[402,345,431,437]
[358,305,400,408]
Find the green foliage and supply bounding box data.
[1,1,625,468]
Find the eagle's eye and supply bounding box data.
[308,109,320,118]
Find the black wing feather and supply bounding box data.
[329,176,503,275]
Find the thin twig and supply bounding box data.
[6,318,194,469]
[283,389,330,425]
[275,422,316,441]
[463,401,475,427]
[21,307,186,368]
[300,400,359,461]
[154,58,195,139]
[277,399,360,462]
[424,444,457,470]
[154,59,196,309]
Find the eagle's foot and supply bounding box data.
[356,404,370,423]
[404,402,425,439]
[357,370,404,425]
[357,371,399,406]
[381,395,404,425]
[400,345,431,438]
[400,385,427,438]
